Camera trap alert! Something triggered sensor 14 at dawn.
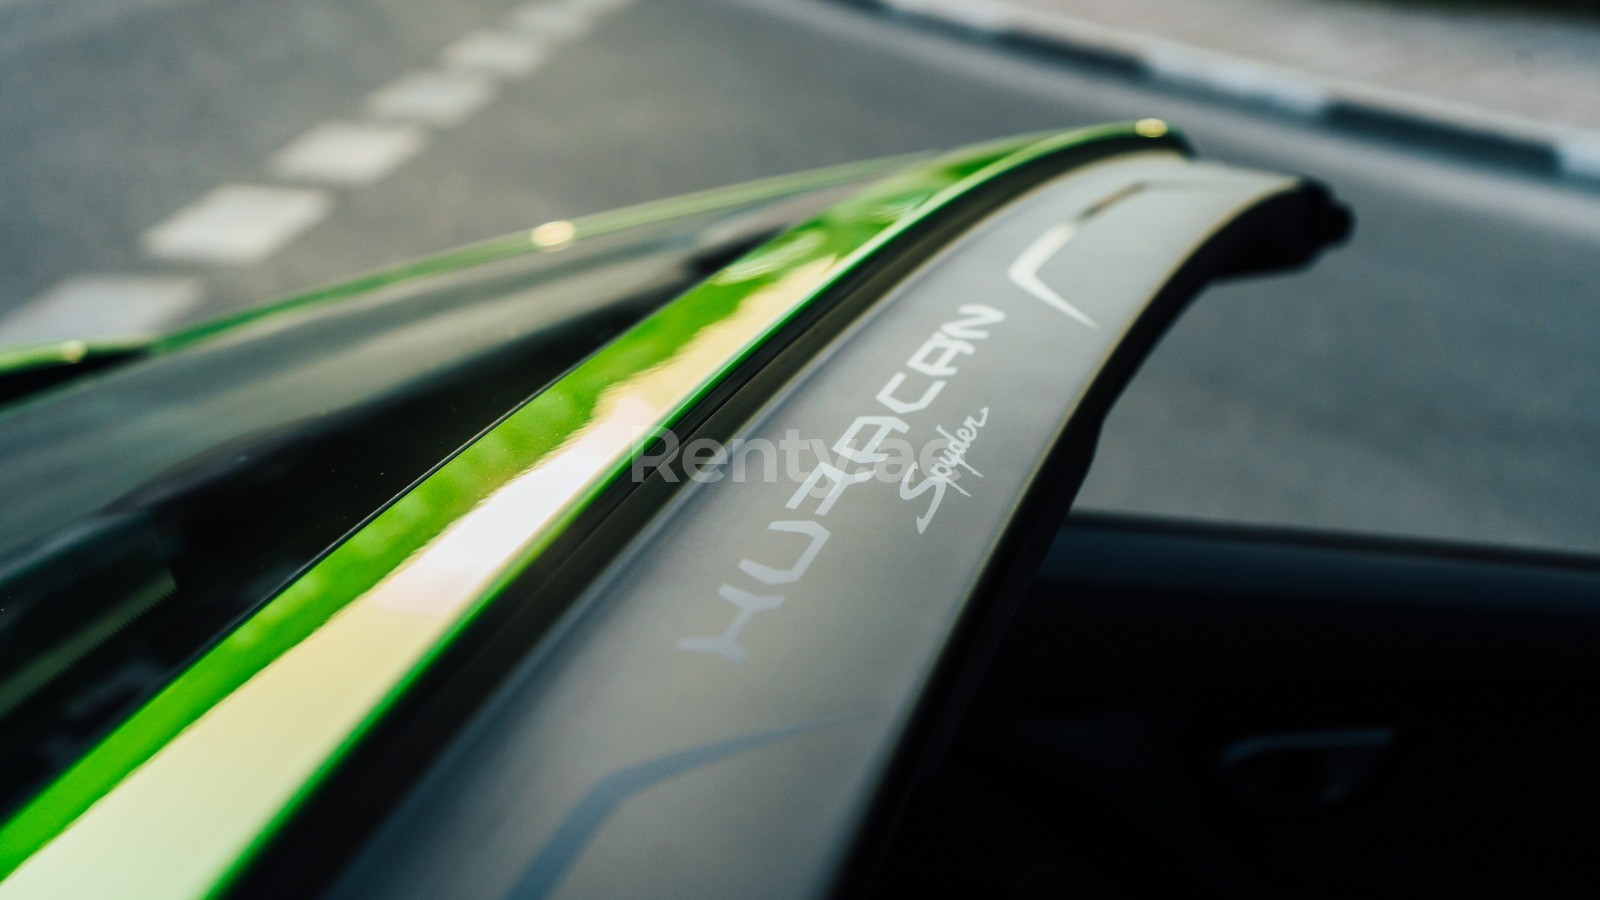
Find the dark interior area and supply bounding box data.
[869,513,1600,899]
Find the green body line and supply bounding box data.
[0,153,920,386]
[0,338,143,381]
[0,123,1179,898]
[151,152,928,353]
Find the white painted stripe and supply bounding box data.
[508,4,593,39]
[366,70,497,128]
[270,121,427,187]
[1143,44,1330,115]
[560,0,630,12]
[0,275,202,345]
[441,30,548,77]
[144,185,331,265]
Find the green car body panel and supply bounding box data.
[0,122,1185,898]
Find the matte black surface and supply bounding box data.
[872,513,1600,899]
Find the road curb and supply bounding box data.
[852,0,1600,183]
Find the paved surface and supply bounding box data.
[993,0,1600,133]
[2,0,1598,555]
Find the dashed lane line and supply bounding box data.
[143,184,332,265]
[270,121,429,187]
[509,4,593,40]
[364,69,500,128]
[0,275,203,345]
[441,30,549,77]
[5,0,639,351]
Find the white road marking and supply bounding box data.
[0,275,202,345]
[83,2,616,300]
[1007,224,1099,329]
[365,69,497,127]
[564,0,633,13]
[509,4,593,39]
[143,184,331,265]
[441,30,547,77]
[270,121,427,187]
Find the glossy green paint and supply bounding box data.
[0,338,144,381]
[0,123,1182,898]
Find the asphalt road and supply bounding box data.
[3,0,1598,554]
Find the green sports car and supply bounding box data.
[2,123,1595,899]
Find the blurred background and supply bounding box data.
[3,0,1598,554]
